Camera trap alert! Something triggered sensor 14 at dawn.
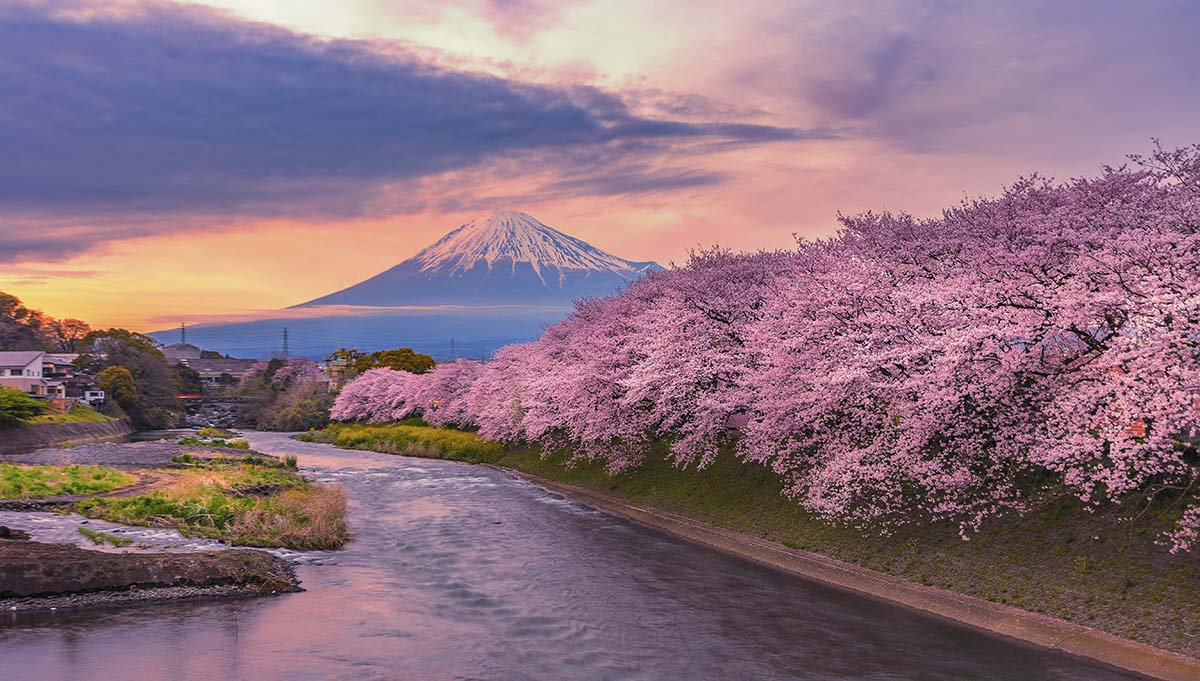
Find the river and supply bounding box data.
[0,432,1147,681]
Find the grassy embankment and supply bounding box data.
[302,420,1200,658]
[22,403,115,425]
[0,463,134,498]
[76,455,347,550]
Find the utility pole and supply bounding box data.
[282,327,290,360]
[450,337,455,361]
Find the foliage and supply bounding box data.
[77,526,133,547]
[46,318,92,353]
[178,435,250,449]
[174,363,204,394]
[0,463,134,498]
[75,459,348,549]
[330,143,1200,552]
[0,387,47,426]
[96,365,140,417]
[0,291,91,352]
[241,359,334,431]
[352,347,435,375]
[82,330,181,429]
[0,292,50,349]
[307,421,505,463]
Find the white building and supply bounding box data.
[0,351,48,396]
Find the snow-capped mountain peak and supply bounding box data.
[412,211,655,285]
[296,210,662,307]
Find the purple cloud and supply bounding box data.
[0,0,827,261]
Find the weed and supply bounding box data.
[78,526,133,547]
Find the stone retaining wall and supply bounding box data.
[0,420,134,455]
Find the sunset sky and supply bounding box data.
[2,0,1198,331]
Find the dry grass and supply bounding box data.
[229,485,349,550]
[76,462,349,550]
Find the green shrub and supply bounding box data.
[0,388,46,426]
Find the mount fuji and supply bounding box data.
[151,212,662,359]
[298,211,662,307]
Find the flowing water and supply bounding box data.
[0,432,1147,681]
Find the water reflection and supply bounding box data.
[0,432,1147,681]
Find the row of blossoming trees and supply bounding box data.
[333,145,1200,551]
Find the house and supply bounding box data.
[41,354,100,399]
[0,351,48,396]
[42,354,78,379]
[163,343,202,364]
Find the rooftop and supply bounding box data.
[0,351,45,368]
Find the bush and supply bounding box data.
[0,388,46,426]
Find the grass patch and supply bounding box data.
[304,421,504,463]
[170,452,298,470]
[24,403,114,425]
[75,460,347,550]
[310,421,1200,658]
[78,526,133,547]
[179,435,250,449]
[0,463,134,499]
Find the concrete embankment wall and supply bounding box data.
[0,420,134,455]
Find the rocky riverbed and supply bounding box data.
[0,439,306,613]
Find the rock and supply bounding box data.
[0,540,300,598]
[0,526,31,541]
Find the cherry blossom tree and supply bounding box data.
[331,143,1200,551]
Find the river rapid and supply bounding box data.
[0,432,1147,681]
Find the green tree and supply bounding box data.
[0,388,47,426]
[353,348,435,375]
[174,364,204,394]
[96,366,139,419]
[81,330,180,429]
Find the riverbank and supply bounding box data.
[0,419,133,455]
[0,528,299,613]
[303,422,1200,678]
[0,438,347,612]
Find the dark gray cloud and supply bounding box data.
[0,0,822,260]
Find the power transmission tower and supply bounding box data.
[180,322,187,344]
[282,327,290,360]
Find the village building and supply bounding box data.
[179,358,257,387]
[162,342,203,363]
[0,351,48,396]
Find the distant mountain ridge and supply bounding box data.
[296,210,662,307]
